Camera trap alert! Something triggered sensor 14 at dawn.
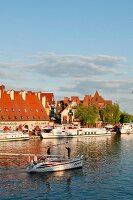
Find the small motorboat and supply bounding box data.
[40,127,74,139]
[26,154,84,173]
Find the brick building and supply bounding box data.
[56,91,112,125]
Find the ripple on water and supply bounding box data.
[0,135,133,199]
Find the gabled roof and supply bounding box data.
[0,85,50,122]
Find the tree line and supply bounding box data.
[75,103,133,127]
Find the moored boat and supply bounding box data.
[67,127,112,137]
[40,127,74,139]
[40,126,111,139]
[26,154,84,173]
[120,123,133,134]
[0,130,30,142]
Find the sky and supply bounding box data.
[0,0,133,114]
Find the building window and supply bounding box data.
[24,108,27,112]
[38,116,41,120]
[41,109,44,112]
[33,116,35,119]
[36,109,38,112]
[30,108,32,112]
[1,116,4,120]
[0,108,2,112]
[21,116,24,119]
[27,116,30,119]
[5,108,8,112]
[18,108,21,112]
[12,108,15,112]
[8,116,11,120]
[14,116,17,120]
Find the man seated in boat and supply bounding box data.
[65,146,71,159]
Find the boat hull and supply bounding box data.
[0,131,29,142]
[40,128,111,139]
[26,156,83,173]
[120,123,133,134]
[41,133,74,139]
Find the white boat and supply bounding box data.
[68,127,111,137]
[0,130,30,142]
[40,126,111,138]
[26,154,84,173]
[40,127,74,139]
[120,123,133,134]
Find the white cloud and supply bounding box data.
[25,53,126,77]
[0,52,132,114]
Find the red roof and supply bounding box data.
[0,86,52,122]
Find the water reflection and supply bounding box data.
[0,135,122,169]
[2,135,133,199]
[76,135,121,174]
[24,167,84,199]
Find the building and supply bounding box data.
[0,85,54,130]
[83,91,112,109]
[57,91,112,125]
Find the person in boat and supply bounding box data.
[66,146,71,159]
[33,155,38,164]
[47,146,51,155]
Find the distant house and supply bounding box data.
[0,85,54,130]
[57,91,112,125]
[83,91,112,109]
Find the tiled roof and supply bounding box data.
[0,86,54,122]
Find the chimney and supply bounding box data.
[21,91,26,101]
[10,90,14,100]
[42,96,46,108]
[38,92,41,100]
[0,85,5,93]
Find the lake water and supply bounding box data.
[0,134,133,200]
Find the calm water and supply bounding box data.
[0,134,133,200]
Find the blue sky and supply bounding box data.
[0,0,133,114]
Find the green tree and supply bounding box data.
[100,103,120,124]
[75,103,99,127]
[75,103,86,125]
[113,103,121,123]
[120,112,133,123]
